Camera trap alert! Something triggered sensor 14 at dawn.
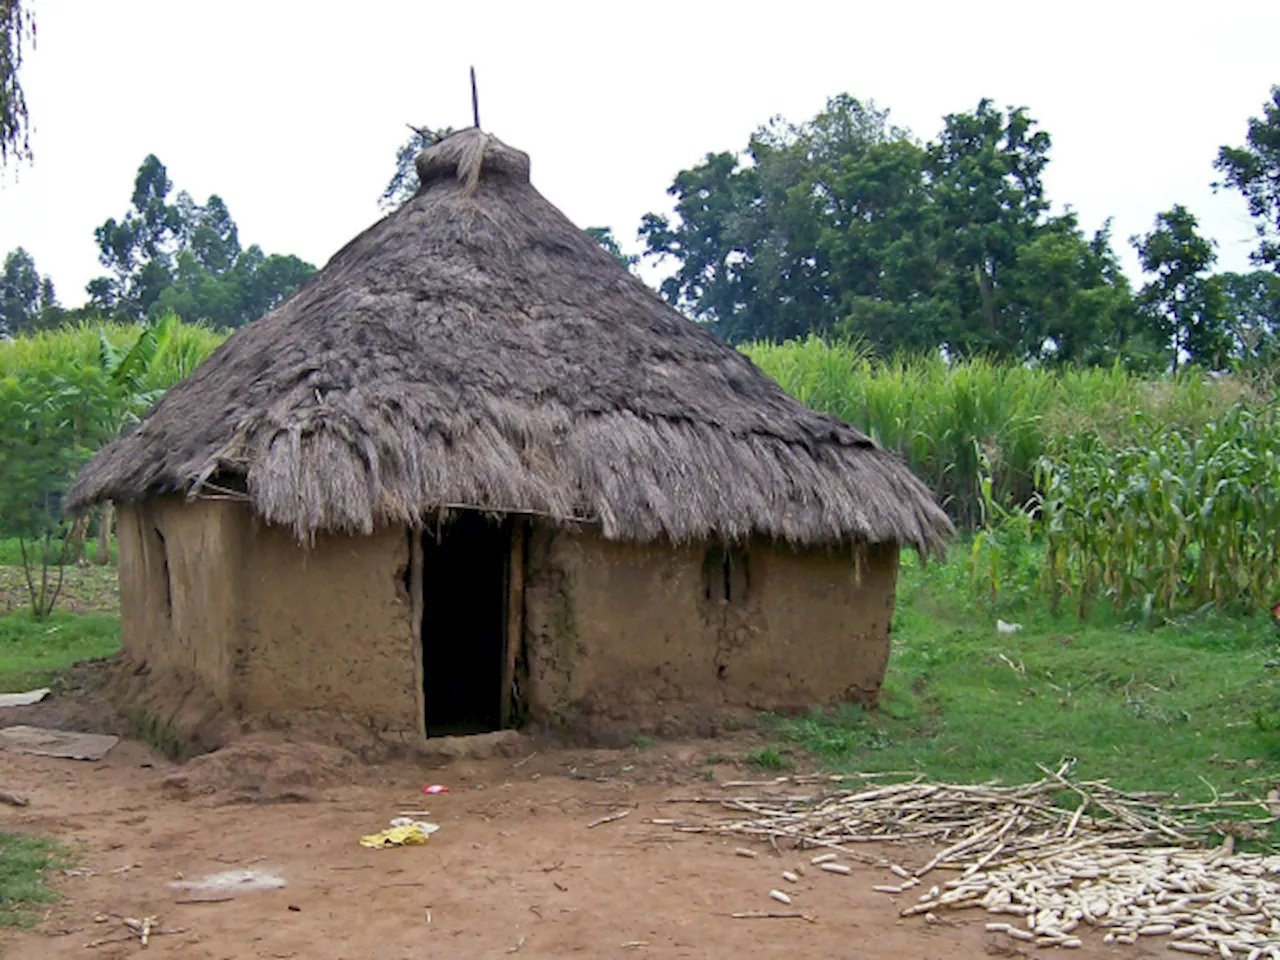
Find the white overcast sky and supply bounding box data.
[0,0,1276,307]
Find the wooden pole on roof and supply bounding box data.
[470,66,481,130]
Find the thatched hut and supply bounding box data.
[68,129,953,748]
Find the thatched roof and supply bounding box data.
[68,129,953,554]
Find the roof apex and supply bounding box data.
[414,128,531,194]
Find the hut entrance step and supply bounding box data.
[420,513,511,737]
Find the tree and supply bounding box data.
[925,100,1054,357]
[585,227,638,269]
[90,155,184,319]
[224,247,315,324]
[1214,269,1280,366]
[641,96,928,344]
[1012,217,1143,366]
[0,0,34,169]
[0,246,57,336]
[0,246,36,334]
[639,94,1135,361]
[90,156,315,327]
[1131,206,1227,370]
[1214,86,1280,272]
[640,149,756,336]
[815,130,942,355]
[380,125,455,211]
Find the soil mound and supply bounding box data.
[160,734,360,803]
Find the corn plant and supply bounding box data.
[968,451,1041,608]
[1034,406,1280,617]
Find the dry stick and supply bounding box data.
[665,795,816,805]
[730,911,817,923]
[0,790,28,807]
[84,933,135,949]
[587,810,631,828]
[1063,799,1089,839]
[173,897,233,905]
[914,815,1010,877]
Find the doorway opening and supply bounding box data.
[420,512,510,737]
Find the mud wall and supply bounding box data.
[117,499,246,706]
[115,499,419,743]
[237,520,418,735]
[521,524,898,736]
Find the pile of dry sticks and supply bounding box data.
[657,762,1280,955]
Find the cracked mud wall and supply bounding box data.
[521,523,898,738]
[115,498,247,746]
[117,499,245,702]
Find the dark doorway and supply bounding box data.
[421,512,510,736]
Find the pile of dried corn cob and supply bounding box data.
[658,763,1280,954]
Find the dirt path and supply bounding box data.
[0,736,1151,960]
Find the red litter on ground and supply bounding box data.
[423,784,450,795]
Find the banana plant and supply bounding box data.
[88,312,178,563]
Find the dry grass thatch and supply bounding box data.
[68,129,953,553]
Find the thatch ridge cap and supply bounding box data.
[414,127,530,191]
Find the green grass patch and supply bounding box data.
[744,746,795,772]
[763,549,1280,801]
[0,612,121,692]
[0,537,117,568]
[0,832,71,928]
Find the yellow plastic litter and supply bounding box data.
[359,824,430,849]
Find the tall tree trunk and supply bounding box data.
[94,504,112,565]
[975,263,998,341]
[65,514,87,565]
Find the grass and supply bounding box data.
[0,317,224,390]
[745,746,793,772]
[758,547,1280,801]
[0,833,71,928]
[0,612,120,692]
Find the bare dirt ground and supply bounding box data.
[0,731,1157,960]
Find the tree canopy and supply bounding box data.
[86,155,315,328]
[638,89,1280,372]
[1215,86,1280,272]
[0,0,34,170]
[0,245,56,336]
[639,95,1140,364]
[1131,206,1225,370]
